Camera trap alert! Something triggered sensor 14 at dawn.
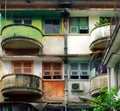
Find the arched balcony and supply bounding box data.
[89,24,110,51]
[1,24,43,50]
[90,74,108,97]
[1,74,42,100]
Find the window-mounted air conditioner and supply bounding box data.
[80,26,88,30]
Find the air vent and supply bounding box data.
[71,71,78,75]
[81,71,88,76]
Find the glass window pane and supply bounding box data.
[80,17,88,26]
[45,24,52,33]
[14,68,22,73]
[80,63,89,70]
[53,25,60,33]
[14,63,21,67]
[45,19,60,34]
[53,20,59,25]
[43,63,51,70]
[24,63,32,67]
[24,68,31,73]
[14,19,22,24]
[71,63,79,70]
[53,63,61,70]
[70,18,78,26]
[24,19,31,25]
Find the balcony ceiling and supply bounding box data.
[0,0,118,9]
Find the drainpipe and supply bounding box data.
[62,9,69,111]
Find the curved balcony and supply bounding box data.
[1,74,42,99]
[90,74,108,97]
[89,24,110,51]
[1,24,43,50]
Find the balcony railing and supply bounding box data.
[90,74,108,97]
[1,24,43,50]
[90,24,110,51]
[1,73,42,98]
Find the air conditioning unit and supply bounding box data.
[80,26,88,30]
[70,26,78,33]
[71,83,84,92]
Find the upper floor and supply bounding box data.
[0,9,117,56]
[0,0,116,10]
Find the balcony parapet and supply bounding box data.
[89,24,110,51]
[90,74,108,97]
[1,24,43,50]
[1,73,42,98]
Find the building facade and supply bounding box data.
[0,0,119,111]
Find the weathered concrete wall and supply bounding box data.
[42,81,65,101]
[43,36,64,55]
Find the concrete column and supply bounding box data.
[109,67,118,89]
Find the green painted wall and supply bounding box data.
[0,10,62,35]
[32,17,42,31]
[2,24,42,43]
[1,17,13,26]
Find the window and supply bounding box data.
[12,61,33,74]
[14,18,32,25]
[69,17,89,34]
[44,19,60,34]
[42,62,62,79]
[70,62,89,79]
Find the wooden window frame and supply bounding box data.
[12,61,33,74]
[42,62,62,79]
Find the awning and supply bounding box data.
[30,102,47,111]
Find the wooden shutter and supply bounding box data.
[13,62,22,73]
[12,61,33,74]
[43,62,62,79]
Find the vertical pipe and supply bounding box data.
[5,0,7,24]
[62,9,69,111]
[107,67,110,91]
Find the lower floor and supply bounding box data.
[0,102,94,111]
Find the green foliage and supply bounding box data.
[91,86,120,111]
[81,110,89,111]
[94,18,109,27]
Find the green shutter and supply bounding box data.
[80,17,88,26]
[70,18,78,26]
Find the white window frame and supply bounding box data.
[70,62,89,79]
